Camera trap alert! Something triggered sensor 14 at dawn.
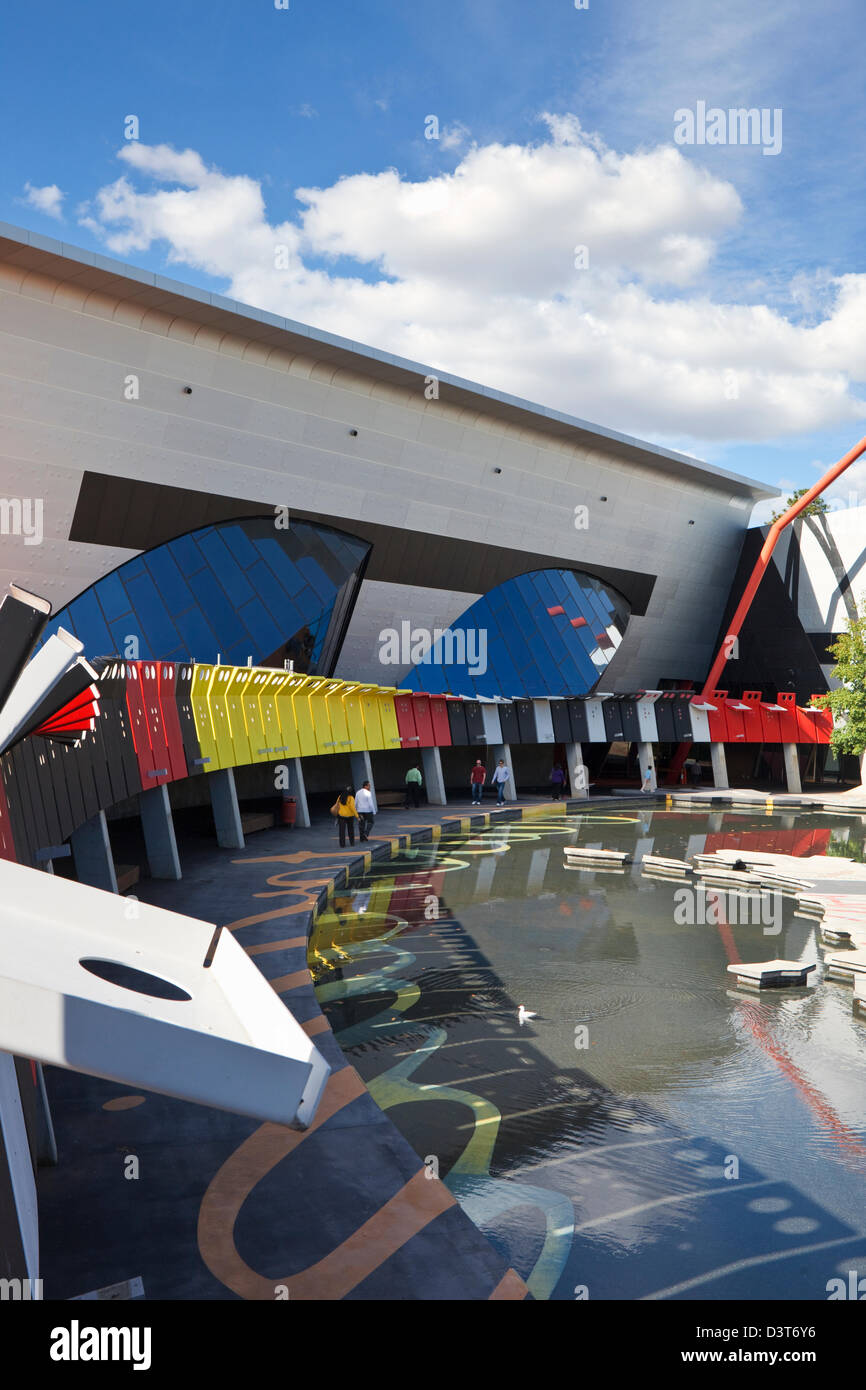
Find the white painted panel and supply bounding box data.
[688,705,712,742]
[636,700,659,741]
[481,704,502,744]
[584,699,607,742]
[531,699,555,743]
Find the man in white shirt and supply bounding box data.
[355,781,376,841]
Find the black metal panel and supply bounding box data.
[567,698,590,743]
[59,738,88,834]
[13,663,98,744]
[497,701,520,744]
[446,699,470,745]
[10,742,50,858]
[463,699,486,746]
[175,664,204,775]
[514,699,537,743]
[42,739,75,843]
[0,587,49,712]
[21,739,64,849]
[98,666,142,800]
[72,732,105,823]
[2,750,36,866]
[654,694,677,741]
[619,698,641,742]
[602,699,626,741]
[85,723,116,811]
[550,698,572,743]
[673,695,695,741]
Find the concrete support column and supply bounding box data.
[350,750,376,807]
[637,742,657,793]
[492,744,517,801]
[288,758,311,828]
[139,783,182,880]
[421,745,447,806]
[566,742,588,800]
[783,743,802,794]
[710,742,730,790]
[71,810,118,894]
[208,767,245,849]
[34,1063,57,1167]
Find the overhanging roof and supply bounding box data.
[0,221,774,500]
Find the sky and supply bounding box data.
[2,0,865,520]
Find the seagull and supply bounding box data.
[518,1005,538,1025]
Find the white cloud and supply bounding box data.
[75,125,866,448]
[23,182,64,219]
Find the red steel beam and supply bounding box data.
[700,435,866,700]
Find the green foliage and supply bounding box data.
[826,838,866,863]
[769,487,830,523]
[816,610,866,757]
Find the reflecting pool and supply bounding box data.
[309,807,866,1300]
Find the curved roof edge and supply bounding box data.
[0,220,774,499]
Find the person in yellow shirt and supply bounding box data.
[333,787,358,846]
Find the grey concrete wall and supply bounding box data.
[0,250,764,692]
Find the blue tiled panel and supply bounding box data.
[402,568,630,699]
[39,516,370,669]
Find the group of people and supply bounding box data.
[331,780,376,846]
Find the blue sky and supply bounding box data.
[3,0,865,511]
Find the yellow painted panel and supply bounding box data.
[323,682,351,753]
[225,669,254,765]
[243,670,272,764]
[207,666,237,770]
[272,675,302,759]
[287,676,318,757]
[190,664,220,772]
[378,692,402,750]
[307,682,334,755]
[359,690,385,749]
[343,690,367,750]
[260,673,295,760]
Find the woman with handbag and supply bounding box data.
[331,786,359,846]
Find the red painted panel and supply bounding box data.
[758,703,783,742]
[723,700,748,743]
[774,692,800,744]
[706,689,730,742]
[704,827,831,857]
[139,661,172,786]
[394,694,419,751]
[125,662,159,784]
[0,777,17,862]
[429,696,452,746]
[157,662,188,781]
[411,694,435,746]
[740,691,765,743]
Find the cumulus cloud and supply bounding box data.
[23,182,64,219]
[74,123,866,448]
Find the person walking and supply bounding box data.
[470,759,486,804]
[331,786,358,847]
[355,780,376,841]
[550,762,566,800]
[641,765,654,794]
[491,758,510,805]
[405,764,423,808]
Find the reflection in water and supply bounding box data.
[310,810,866,1299]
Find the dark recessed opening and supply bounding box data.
[79,958,192,1002]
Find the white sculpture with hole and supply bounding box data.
[0,858,330,1128]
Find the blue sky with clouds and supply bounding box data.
[3,0,864,513]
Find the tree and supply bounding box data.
[769,487,830,524]
[816,608,866,783]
